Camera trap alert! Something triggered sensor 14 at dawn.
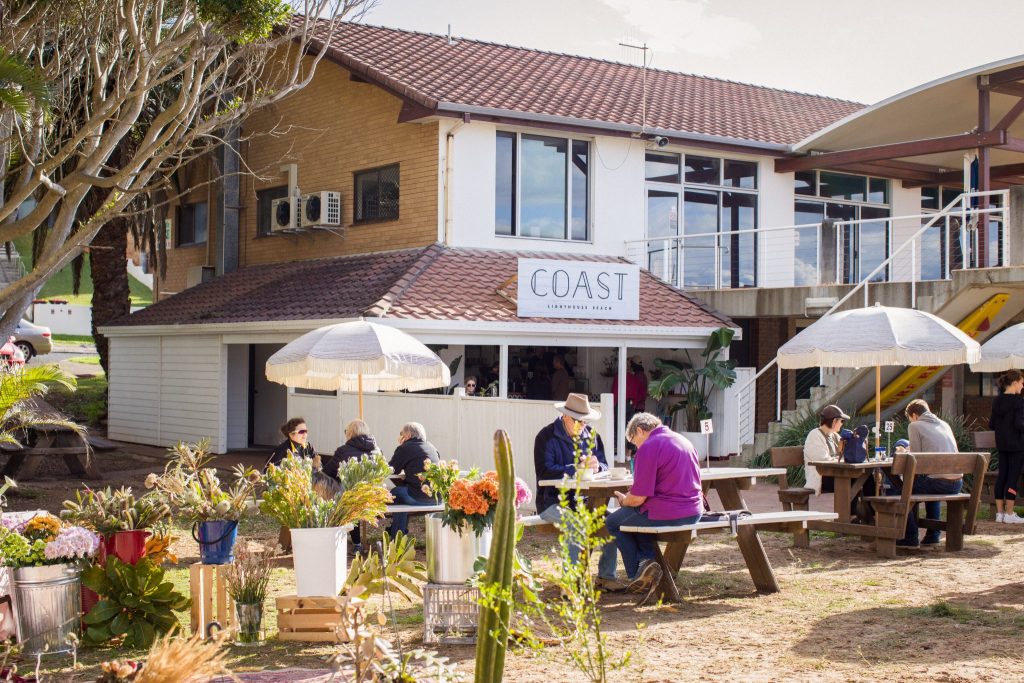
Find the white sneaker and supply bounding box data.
[996,513,1005,523]
[1004,512,1024,524]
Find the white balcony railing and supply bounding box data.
[625,191,1010,301]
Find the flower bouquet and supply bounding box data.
[0,511,100,655]
[420,459,531,584]
[421,460,531,536]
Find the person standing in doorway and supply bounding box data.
[550,355,572,402]
[990,370,1024,524]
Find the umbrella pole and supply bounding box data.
[875,366,881,449]
[358,372,364,420]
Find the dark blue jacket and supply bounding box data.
[534,417,608,512]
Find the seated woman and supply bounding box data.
[327,419,381,476]
[605,412,702,603]
[327,419,381,554]
[266,417,316,469]
[803,404,847,496]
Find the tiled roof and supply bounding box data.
[109,244,733,331]
[314,22,863,146]
[107,249,426,326]
[379,245,733,329]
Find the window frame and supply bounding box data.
[791,171,892,286]
[175,200,209,247]
[353,163,400,224]
[494,130,592,242]
[643,151,759,289]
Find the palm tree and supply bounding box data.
[0,364,84,447]
[0,49,49,120]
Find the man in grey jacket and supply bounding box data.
[897,399,961,547]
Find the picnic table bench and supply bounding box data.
[623,510,838,603]
[0,425,101,480]
[862,451,987,556]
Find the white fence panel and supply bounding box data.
[289,391,616,512]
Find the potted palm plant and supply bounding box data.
[648,327,738,454]
[222,544,272,646]
[146,440,257,565]
[259,454,391,596]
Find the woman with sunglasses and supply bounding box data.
[266,416,317,469]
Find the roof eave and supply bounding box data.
[436,101,791,154]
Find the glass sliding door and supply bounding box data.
[683,189,718,288]
[794,201,824,286]
[722,191,757,288]
[646,189,680,285]
[858,206,890,282]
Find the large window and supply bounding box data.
[176,201,208,247]
[644,152,757,288]
[494,132,589,241]
[355,164,399,222]
[792,171,890,286]
[256,185,288,237]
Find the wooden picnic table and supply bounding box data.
[806,459,896,537]
[0,425,102,480]
[539,466,789,595]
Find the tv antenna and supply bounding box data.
[619,41,650,135]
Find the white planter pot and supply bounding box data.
[681,432,710,462]
[291,526,350,597]
[425,513,492,584]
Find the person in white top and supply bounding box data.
[803,404,849,495]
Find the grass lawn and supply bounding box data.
[52,334,97,345]
[13,235,152,306]
[47,374,107,426]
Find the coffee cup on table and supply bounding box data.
[609,467,629,480]
[580,469,595,481]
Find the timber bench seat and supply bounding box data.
[861,451,988,557]
[771,446,815,547]
[518,514,557,533]
[621,510,838,603]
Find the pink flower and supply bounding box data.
[514,478,531,509]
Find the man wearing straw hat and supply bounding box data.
[534,393,620,589]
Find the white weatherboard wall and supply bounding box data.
[445,120,645,256]
[107,335,227,452]
[291,391,616,509]
[34,303,144,336]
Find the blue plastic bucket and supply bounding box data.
[193,520,238,565]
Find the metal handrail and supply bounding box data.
[735,190,1008,416]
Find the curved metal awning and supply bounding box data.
[778,55,1024,181]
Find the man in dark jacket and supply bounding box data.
[387,422,441,536]
[533,393,619,588]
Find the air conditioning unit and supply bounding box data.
[186,265,215,288]
[270,197,299,232]
[301,191,342,228]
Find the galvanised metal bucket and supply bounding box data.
[425,513,492,584]
[12,564,82,656]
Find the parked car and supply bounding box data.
[14,319,52,360]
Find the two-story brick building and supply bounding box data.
[103,22,1024,459]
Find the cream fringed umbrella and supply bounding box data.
[970,322,1024,373]
[777,304,980,447]
[265,320,451,418]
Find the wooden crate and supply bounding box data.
[189,563,233,638]
[275,595,362,643]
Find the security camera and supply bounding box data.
[650,135,669,148]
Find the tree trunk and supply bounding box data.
[89,217,130,375]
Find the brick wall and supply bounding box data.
[155,57,440,301]
[154,159,218,299]
[751,317,796,432]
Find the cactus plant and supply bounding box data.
[474,429,517,683]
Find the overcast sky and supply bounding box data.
[361,0,1024,104]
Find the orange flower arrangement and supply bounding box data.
[422,463,507,535]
